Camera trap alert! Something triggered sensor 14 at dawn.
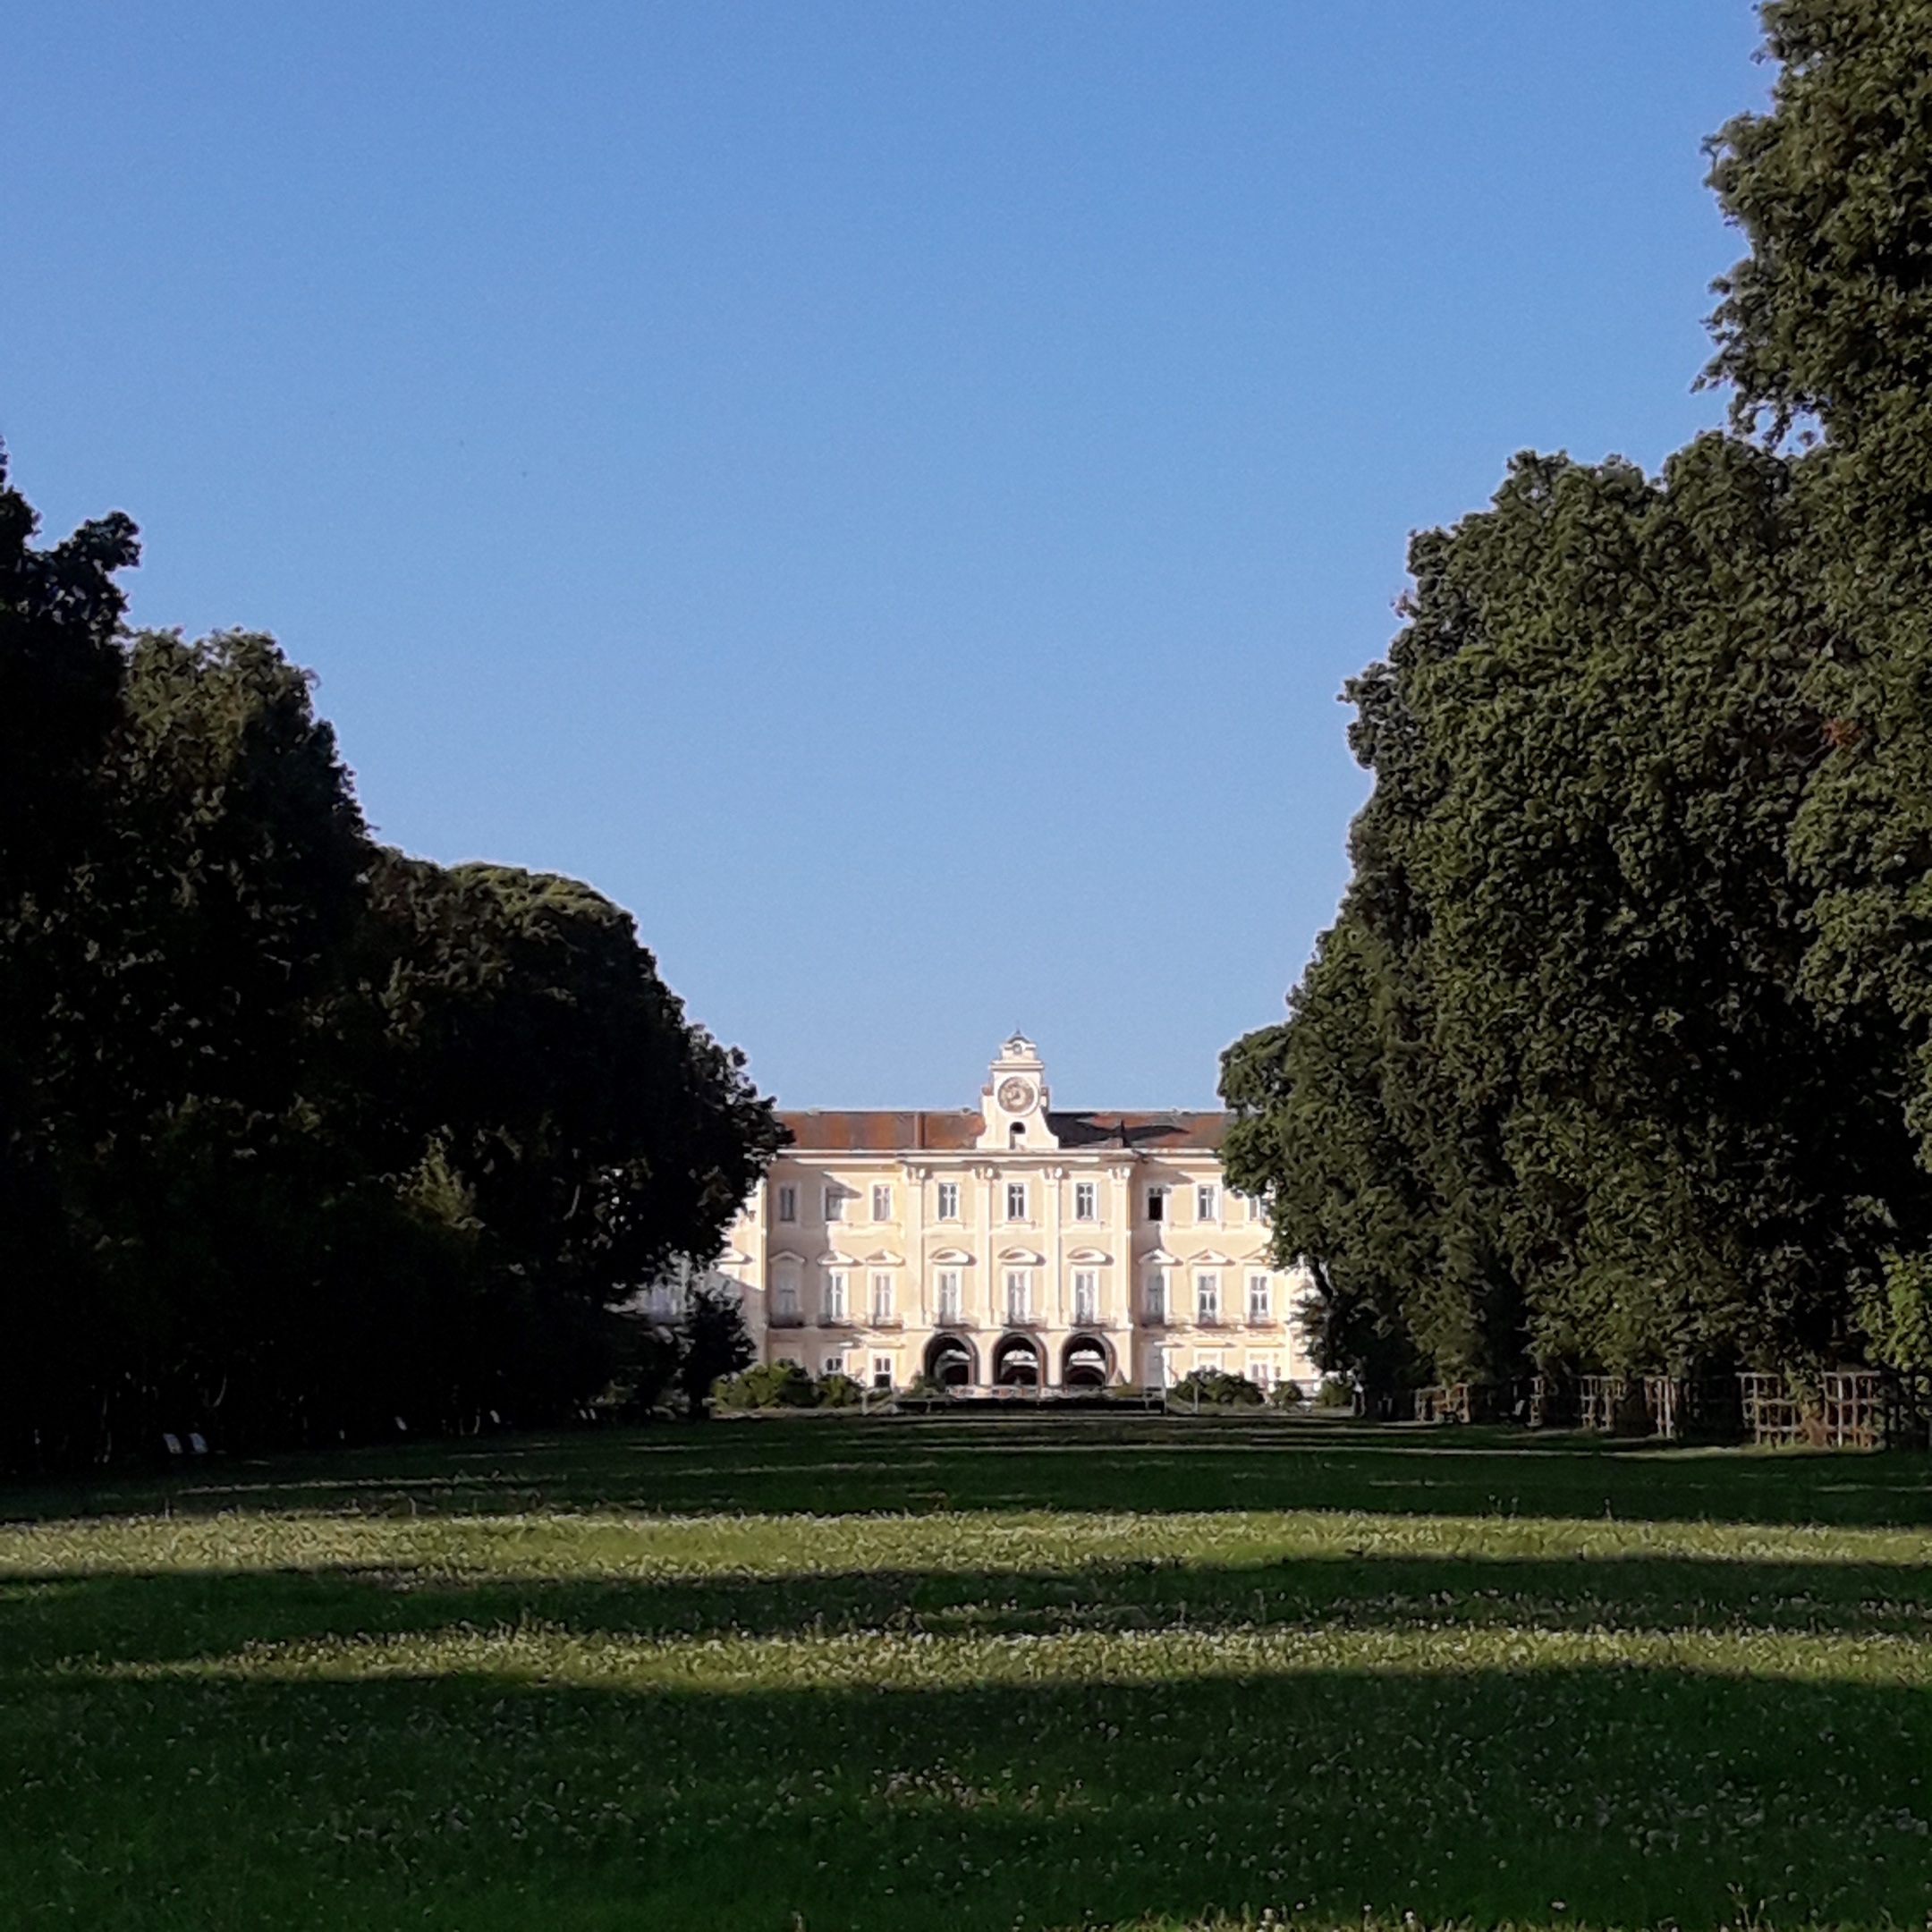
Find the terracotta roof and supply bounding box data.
[779,1110,983,1152]
[775,1109,1230,1153]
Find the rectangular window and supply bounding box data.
[826,1270,848,1321]
[1145,1269,1168,1322]
[869,1271,894,1322]
[1247,1192,1267,1224]
[936,1269,962,1322]
[776,1185,797,1223]
[1147,1345,1169,1390]
[1073,1269,1097,1326]
[1005,1270,1029,1323]
[871,1355,894,1391]
[823,1187,844,1222]
[1248,1273,1271,1322]
[871,1183,892,1222]
[1146,1186,1166,1223]
[1196,1184,1218,1224]
[774,1274,801,1321]
[1196,1271,1220,1324]
[1247,1353,1279,1391]
[822,1353,845,1378]
[936,1180,960,1220]
[1074,1180,1097,1221]
[1006,1181,1027,1222]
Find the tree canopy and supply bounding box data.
[0,453,781,1468]
[1224,0,1932,1391]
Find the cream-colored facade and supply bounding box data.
[717,1037,1319,1393]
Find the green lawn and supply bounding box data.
[4,1415,1931,1931]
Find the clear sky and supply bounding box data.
[4,2,1767,1110]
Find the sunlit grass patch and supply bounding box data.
[83,1614,1932,1694]
[3,1421,1931,1930]
[8,1501,1932,1586]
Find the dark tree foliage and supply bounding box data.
[0,453,143,1463]
[1707,0,1932,1369]
[675,1280,756,1419]
[0,453,782,1468]
[1225,1,1932,1386]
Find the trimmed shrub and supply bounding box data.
[815,1371,863,1409]
[714,1360,817,1411]
[1169,1368,1266,1409]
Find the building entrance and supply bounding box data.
[1061,1334,1112,1388]
[922,1335,976,1388]
[992,1334,1042,1387]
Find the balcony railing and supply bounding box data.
[867,1314,904,1330]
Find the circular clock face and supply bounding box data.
[998,1078,1035,1113]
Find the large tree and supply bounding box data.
[1706,0,1932,1369]
[1226,2,1932,1390]
[1225,436,1929,1384]
[0,457,782,1467]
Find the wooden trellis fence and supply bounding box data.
[1412,1381,1515,1424]
[1413,1384,1476,1424]
[1737,1371,1805,1445]
[1577,1375,1651,1433]
[1459,1368,1928,1445]
[1819,1370,1885,1448]
[1642,1376,1684,1440]
[1528,1376,1573,1430]
[1738,1369,1923,1448]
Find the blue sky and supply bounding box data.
[4,2,1766,1109]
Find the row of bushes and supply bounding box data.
[713,1361,873,1411]
[714,1360,1361,1413]
[1167,1368,1352,1411]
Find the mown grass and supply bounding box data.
[2,1415,1930,1930]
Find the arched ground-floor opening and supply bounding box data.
[992,1333,1042,1387]
[1061,1333,1113,1388]
[922,1334,977,1388]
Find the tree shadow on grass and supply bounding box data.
[5,1546,1932,1672]
[8,1416,1932,1529]
[2,1653,1927,1932]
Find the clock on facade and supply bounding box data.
[997,1078,1035,1113]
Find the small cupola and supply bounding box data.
[978,1033,1058,1151]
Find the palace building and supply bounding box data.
[716,1035,1320,1393]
